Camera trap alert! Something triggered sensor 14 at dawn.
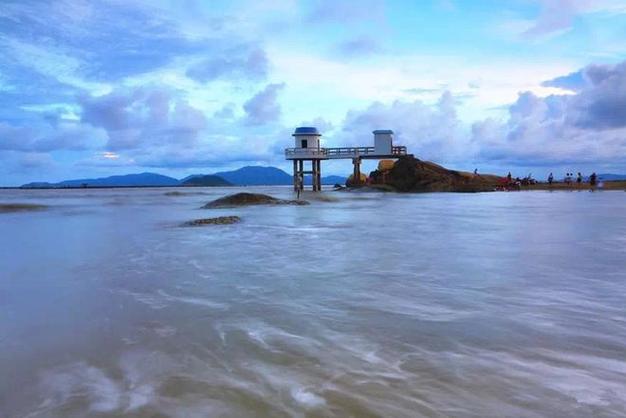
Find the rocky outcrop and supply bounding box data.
[202,193,309,209]
[345,173,368,187]
[0,203,48,213]
[181,175,232,187]
[181,216,241,226]
[369,156,503,193]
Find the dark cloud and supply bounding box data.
[571,61,626,129]
[542,70,587,91]
[472,60,626,165]
[335,60,626,168]
[0,120,101,152]
[186,46,268,83]
[242,83,285,126]
[0,1,205,81]
[0,122,37,152]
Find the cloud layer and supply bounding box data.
[1,0,626,184]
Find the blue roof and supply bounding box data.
[373,129,394,134]
[293,126,321,136]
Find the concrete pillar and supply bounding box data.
[317,160,322,191]
[352,158,361,185]
[293,160,298,191]
[313,160,316,191]
[298,160,304,191]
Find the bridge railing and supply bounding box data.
[285,146,407,159]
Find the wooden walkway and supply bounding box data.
[285,146,407,160]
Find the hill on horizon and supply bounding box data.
[211,166,346,186]
[181,175,232,187]
[19,165,348,188]
[21,172,181,188]
[598,173,626,181]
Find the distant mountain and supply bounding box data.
[19,166,347,188]
[211,166,346,186]
[311,175,346,185]
[598,173,626,181]
[21,173,180,188]
[181,175,232,187]
[212,166,292,185]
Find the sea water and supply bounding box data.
[1,187,625,417]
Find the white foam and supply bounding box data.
[39,362,122,413]
[290,387,326,408]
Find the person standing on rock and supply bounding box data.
[548,173,554,185]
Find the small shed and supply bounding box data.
[292,127,321,149]
[373,130,393,155]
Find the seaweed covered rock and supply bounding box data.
[371,156,502,193]
[181,216,241,226]
[0,203,48,213]
[202,193,309,209]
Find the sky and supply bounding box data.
[1,0,626,185]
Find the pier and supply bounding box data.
[285,127,409,191]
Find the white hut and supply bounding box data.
[292,126,321,150]
[373,130,393,155]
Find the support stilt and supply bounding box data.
[292,159,323,192]
[293,160,298,191]
[352,158,362,185]
[317,160,322,191]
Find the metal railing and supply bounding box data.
[285,146,407,159]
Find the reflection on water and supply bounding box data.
[1,187,625,417]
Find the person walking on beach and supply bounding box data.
[507,172,512,183]
[565,173,572,185]
[577,172,583,185]
[590,172,597,189]
[548,172,553,185]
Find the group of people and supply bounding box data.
[499,171,599,190]
[548,172,597,186]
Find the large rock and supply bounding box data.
[202,192,309,209]
[181,216,241,226]
[345,172,368,187]
[370,156,502,193]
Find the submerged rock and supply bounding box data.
[181,216,241,226]
[164,191,186,196]
[0,203,48,213]
[202,192,309,209]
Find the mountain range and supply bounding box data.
[20,166,347,188]
[597,173,626,181]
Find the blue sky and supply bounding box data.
[1,0,626,185]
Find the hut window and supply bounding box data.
[301,139,308,148]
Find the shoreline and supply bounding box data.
[520,180,626,191]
